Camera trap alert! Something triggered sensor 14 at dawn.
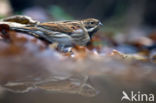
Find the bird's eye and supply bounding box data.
[90,22,94,24]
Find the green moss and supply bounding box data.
[49,5,74,20]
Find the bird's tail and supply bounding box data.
[11,26,52,43]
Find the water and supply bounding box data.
[0,54,156,103]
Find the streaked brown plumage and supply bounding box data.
[1,16,103,51]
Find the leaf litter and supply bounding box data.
[0,21,156,98]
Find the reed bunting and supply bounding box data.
[1,16,103,51]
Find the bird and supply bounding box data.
[1,16,103,51]
[37,18,103,45]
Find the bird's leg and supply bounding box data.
[57,43,72,52]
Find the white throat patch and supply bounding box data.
[87,26,97,32]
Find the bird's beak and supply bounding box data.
[98,22,103,26]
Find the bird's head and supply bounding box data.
[81,18,103,38]
[81,18,102,32]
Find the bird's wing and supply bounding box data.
[38,23,75,34]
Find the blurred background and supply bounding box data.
[0,0,156,103]
[1,0,156,49]
[1,0,156,27]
